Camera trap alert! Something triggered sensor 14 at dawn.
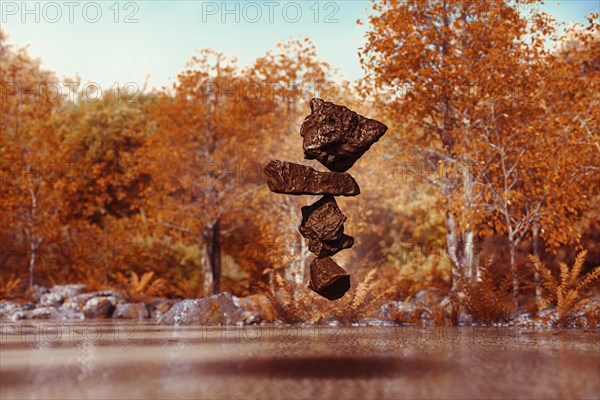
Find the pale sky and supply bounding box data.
[2,1,598,91]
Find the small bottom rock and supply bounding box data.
[308,257,351,300]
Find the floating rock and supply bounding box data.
[299,195,346,242]
[300,98,388,172]
[83,297,116,318]
[39,292,64,308]
[308,234,354,258]
[157,292,243,326]
[264,160,360,196]
[113,303,149,319]
[308,257,351,300]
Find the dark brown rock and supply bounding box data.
[299,195,346,242]
[300,98,388,172]
[264,160,360,196]
[309,257,351,300]
[308,234,354,258]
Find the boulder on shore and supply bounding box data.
[157,292,243,326]
[83,297,116,318]
[113,303,149,319]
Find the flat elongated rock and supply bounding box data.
[264,160,360,196]
[301,98,388,172]
[299,195,346,242]
[309,257,351,300]
[308,234,354,258]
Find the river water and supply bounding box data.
[0,322,598,399]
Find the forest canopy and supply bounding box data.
[1,1,599,325]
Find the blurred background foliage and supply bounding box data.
[1,1,599,324]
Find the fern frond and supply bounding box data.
[131,271,140,289]
[570,250,587,283]
[576,265,600,291]
[536,251,599,324]
[137,271,155,292]
[350,268,376,312]
[559,262,570,287]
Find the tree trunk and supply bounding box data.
[445,210,462,294]
[509,238,519,311]
[460,164,479,283]
[202,218,221,296]
[211,219,221,294]
[445,210,480,293]
[28,237,36,290]
[460,230,479,284]
[532,221,542,311]
[445,165,480,293]
[295,229,310,285]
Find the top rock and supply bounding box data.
[300,98,388,172]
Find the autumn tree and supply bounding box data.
[247,38,335,285]
[526,17,600,307]
[139,45,315,295]
[0,30,64,289]
[359,0,559,298]
[50,87,156,283]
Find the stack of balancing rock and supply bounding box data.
[264,98,388,300]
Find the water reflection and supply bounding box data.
[1,322,598,399]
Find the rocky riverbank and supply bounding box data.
[1,284,598,328]
[0,284,175,322]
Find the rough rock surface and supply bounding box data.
[149,299,177,319]
[264,160,360,196]
[308,257,351,300]
[307,234,354,258]
[27,306,66,319]
[0,302,26,321]
[300,98,388,172]
[31,285,49,303]
[50,284,86,298]
[57,305,85,319]
[299,195,346,242]
[63,290,122,311]
[39,292,64,308]
[157,292,243,326]
[113,303,149,319]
